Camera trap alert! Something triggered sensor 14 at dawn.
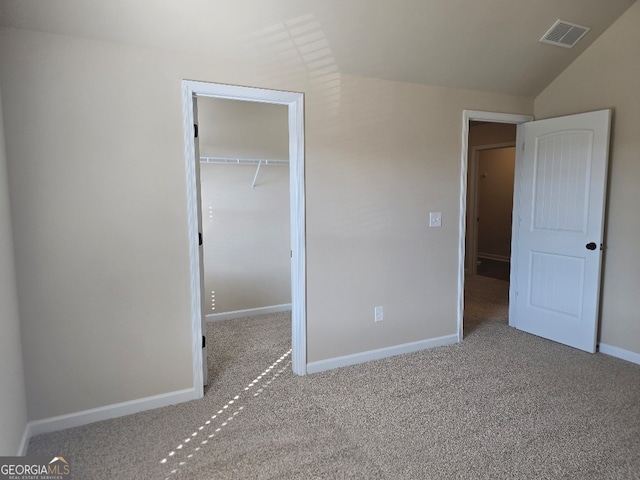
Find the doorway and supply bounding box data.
[197,97,291,318]
[457,110,533,340]
[182,81,306,398]
[197,97,291,389]
[470,142,516,281]
[460,109,611,351]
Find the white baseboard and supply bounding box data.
[206,304,291,322]
[17,424,31,456]
[599,343,640,366]
[20,388,197,453]
[306,334,459,374]
[477,253,510,263]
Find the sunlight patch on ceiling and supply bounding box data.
[252,14,341,116]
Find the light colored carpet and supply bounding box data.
[27,276,640,479]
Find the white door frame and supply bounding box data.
[467,142,516,275]
[182,80,307,397]
[457,110,533,341]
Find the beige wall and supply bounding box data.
[0,28,196,420]
[198,98,290,314]
[477,147,515,260]
[535,1,640,355]
[0,88,28,454]
[0,26,532,420]
[197,97,289,160]
[200,163,290,313]
[304,76,531,361]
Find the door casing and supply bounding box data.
[182,80,307,398]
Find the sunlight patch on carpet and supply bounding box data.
[160,349,292,478]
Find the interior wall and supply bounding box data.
[199,164,290,314]
[197,97,289,160]
[0,25,532,421]
[477,147,515,260]
[534,1,640,356]
[0,28,196,420]
[304,77,531,361]
[0,87,28,454]
[466,123,517,271]
[197,98,290,314]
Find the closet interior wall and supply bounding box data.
[197,97,291,316]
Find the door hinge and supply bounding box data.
[202,335,206,349]
[194,124,199,138]
[199,232,203,246]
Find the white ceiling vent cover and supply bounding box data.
[540,20,590,48]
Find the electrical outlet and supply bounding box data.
[374,306,384,322]
[429,212,442,227]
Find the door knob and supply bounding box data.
[586,242,597,250]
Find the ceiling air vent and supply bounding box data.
[540,20,590,48]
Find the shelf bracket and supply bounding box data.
[251,160,263,190]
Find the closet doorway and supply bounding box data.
[182,81,306,397]
[198,98,291,319]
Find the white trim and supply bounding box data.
[182,81,306,385]
[20,388,197,451]
[200,156,289,165]
[458,111,534,343]
[182,84,205,399]
[599,344,640,366]
[509,124,526,328]
[306,334,458,374]
[464,110,533,124]
[206,304,292,322]
[18,425,30,456]
[477,253,510,263]
[288,91,307,377]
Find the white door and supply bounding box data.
[510,110,611,353]
[193,96,208,386]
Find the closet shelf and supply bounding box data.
[200,156,289,166]
[199,156,289,189]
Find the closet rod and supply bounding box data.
[200,156,289,166]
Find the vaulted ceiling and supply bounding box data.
[0,0,636,97]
